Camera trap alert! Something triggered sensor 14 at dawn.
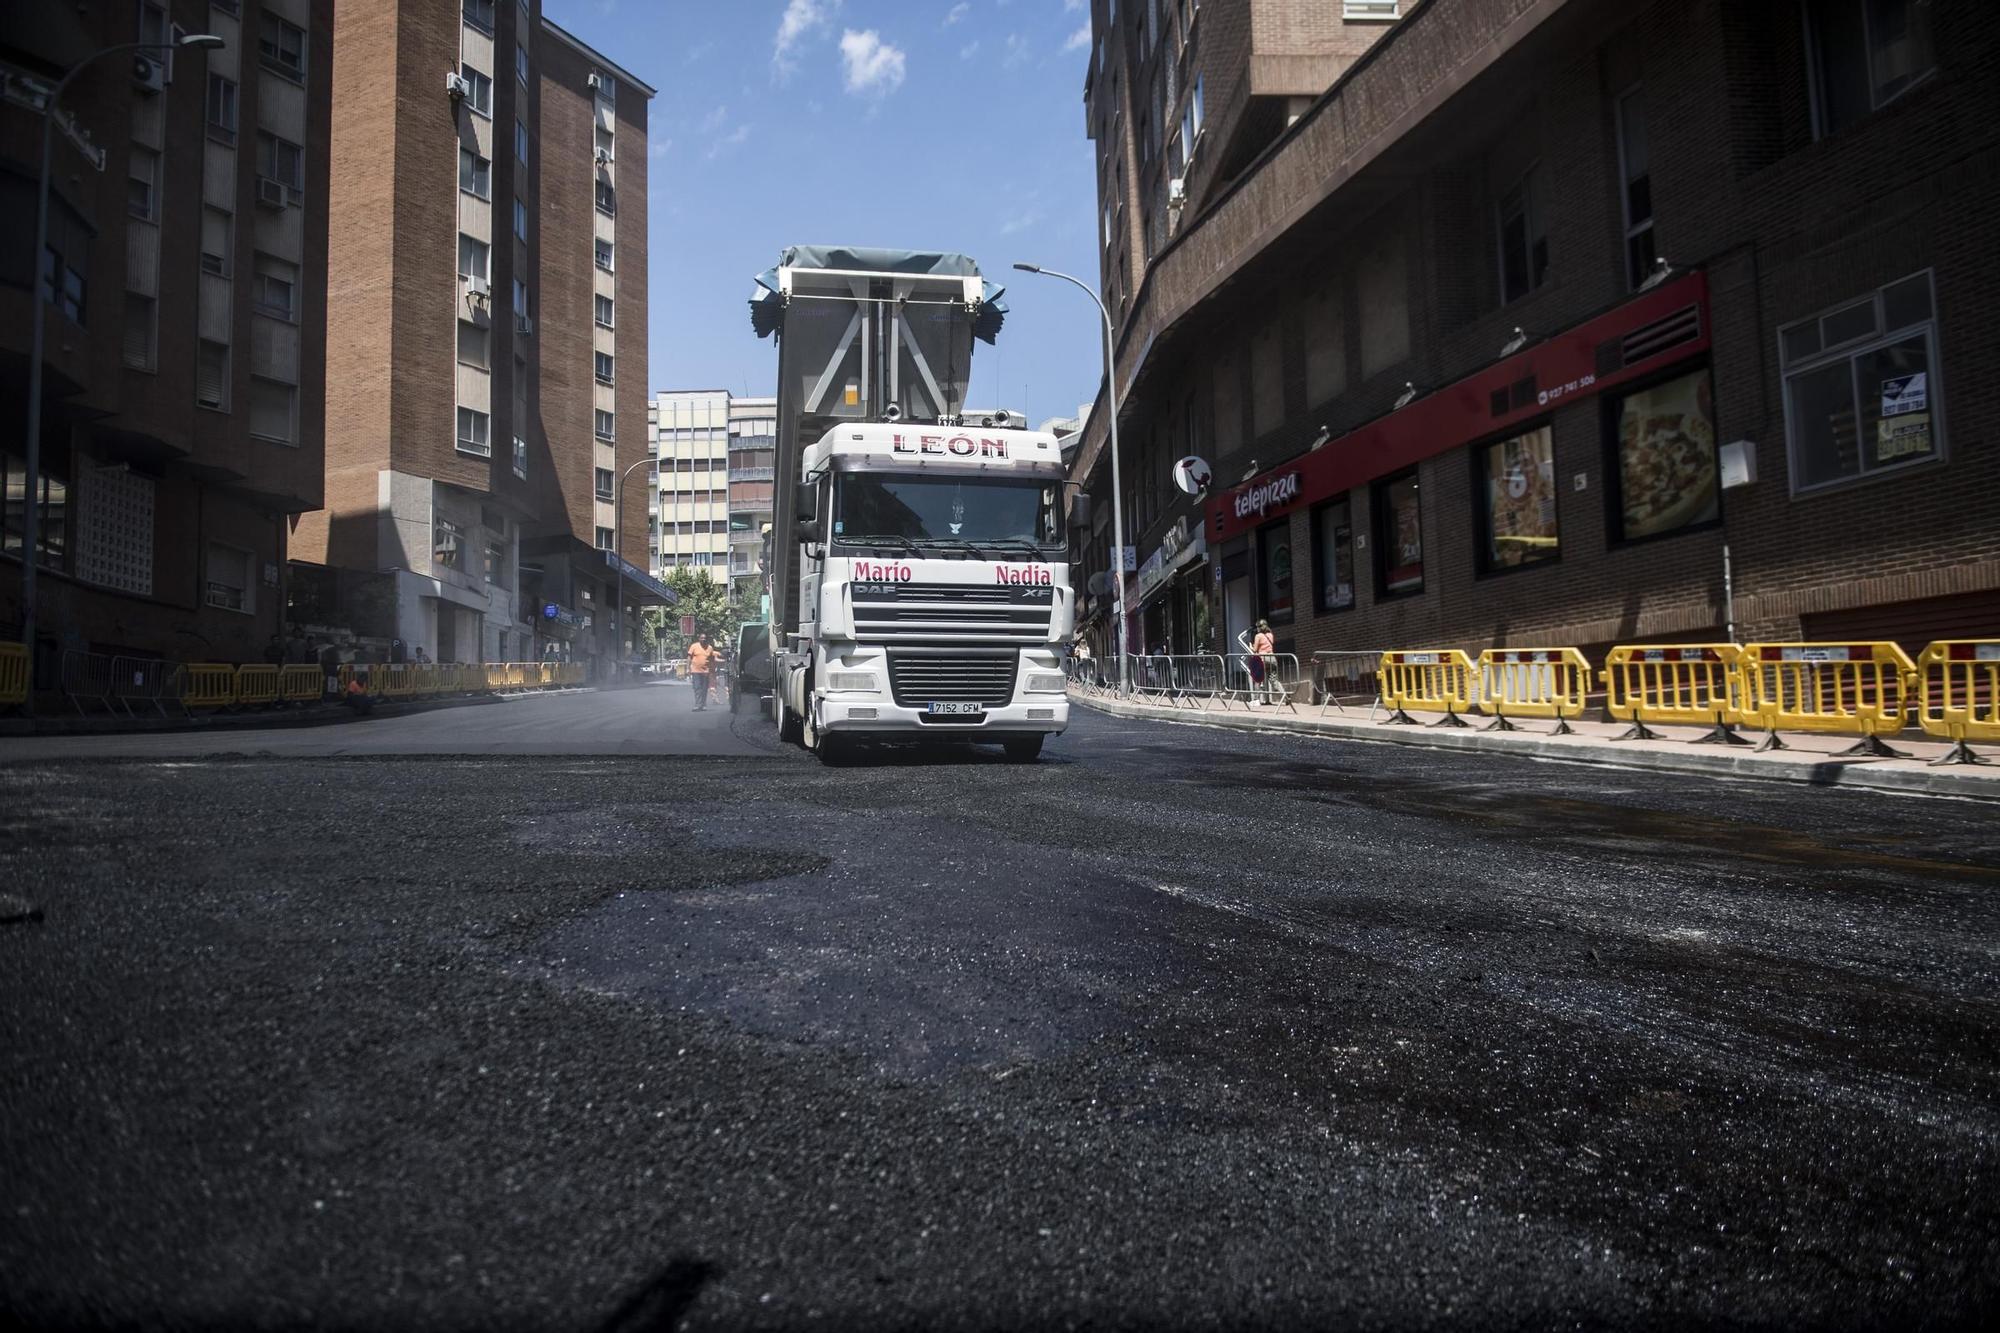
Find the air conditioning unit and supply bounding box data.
[594,148,613,165]
[446,72,470,101]
[1167,177,1186,207]
[132,54,165,95]
[516,313,534,334]
[253,175,287,210]
[464,275,492,302]
[586,72,603,92]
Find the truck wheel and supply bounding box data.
[815,730,855,767]
[1002,735,1045,763]
[777,691,803,744]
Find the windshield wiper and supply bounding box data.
[981,538,1056,560]
[843,533,924,557]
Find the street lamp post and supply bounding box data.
[1013,261,1130,695]
[610,453,656,679]
[18,33,223,717]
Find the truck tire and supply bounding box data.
[814,730,855,767]
[776,690,803,744]
[1002,735,1045,763]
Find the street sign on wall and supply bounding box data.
[680,615,696,636]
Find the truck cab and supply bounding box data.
[775,422,1073,762]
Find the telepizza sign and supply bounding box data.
[1206,271,1711,543]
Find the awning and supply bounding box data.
[598,551,677,606]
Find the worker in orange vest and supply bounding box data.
[686,634,718,711]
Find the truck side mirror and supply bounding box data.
[1071,493,1093,527]
[798,518,823,544]
[795,481,818,524]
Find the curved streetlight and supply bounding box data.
[18,32,225,716]
[1013,261,1130,696]
[611,452,659,678]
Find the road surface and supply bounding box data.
[2,687,1995,1329]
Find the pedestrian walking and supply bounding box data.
[316,637,342,702]
[1238,620,1280,705]
[262,634,285,667]
[687,633,718,711]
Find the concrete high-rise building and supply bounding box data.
[293,0,663,672]
[1,0,332,684]
[725,396,775,600]
[647,389,730,581]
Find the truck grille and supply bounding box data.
[851,582,1054,643]
[887,652,1018,710]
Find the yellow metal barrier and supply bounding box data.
[379,662,413,699]
[506,663,526,688]
[184,663,237,709]
[1914,640,2000,766]
[1378,649,1479,727]
[1601,643,1747,743]
[1739,641,1916,757]
[485,663,508,690]
[561,662,583,686]
[235,663,281,707]
[0,641,27,707]
[338,664,386,698]
[409,663,439,696]
[1477,647,1591,733]
[279,663,321,703]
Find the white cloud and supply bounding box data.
[959,39,981,60]
[999,210,1042,236]
[706,123,752,160]
[1062,22,1090,52]
[839,29,906,97]
[943,2,970,25]
[698,105,729,134]
[773,0,836,78]
[1065,0,1086,10]
[1003,33,1030,67]
[649,138,671,158]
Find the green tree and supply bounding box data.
[658,568,749,655]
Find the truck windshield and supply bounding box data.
[834,473,1063,548]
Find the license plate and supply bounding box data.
[926,701,982,715]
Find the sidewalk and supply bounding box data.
[1071,688,2000,800]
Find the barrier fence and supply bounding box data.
[0,642,27,709]
[1074,639,1998,763]
[1914,640,2000,765]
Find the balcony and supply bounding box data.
[727,466,774,482]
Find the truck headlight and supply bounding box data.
[826,671,878,692]
[1026,672,1067,693]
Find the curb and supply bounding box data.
[1071,692,2000,802]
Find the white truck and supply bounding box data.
[748,246,1080,764]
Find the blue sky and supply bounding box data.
[545,0,1105,427]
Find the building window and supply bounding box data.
[457,319,489,369]
[1476,424,1559,572]
[457,406,491,457]
[593,70,617,104]
[594,294,614,328]
[458,233,489,281]
[200,206,232,277]
[1780,271,1940,493]
[127,147,157,221]
[1257,519,1293,623]
[595,525,615,550]
[256,132,304,198]
[463,0,496,34]
[1615,89,1655,291]
[206,74,238,145]
[594,467,615,501]
[1607,367,1720,541]
[594,352,614,385]
[485,540,505,582]
[459,147,490,199]
[122,293,156,371]
[205,542,252,612]
[515,118,528,162]
[515,45,529,84]
[251,253,297,320]
[513,197,527,240]
[512,436,527,479]
[1807,0,1935,139]
[512,278,528,316]
[1343,1,1401,18]
[595,239,614,272]
[38,198,89,325]
[1,452,69,571]
[435,516,465,570]
[595,124,614,157]
[461,65,492,116]
[1374,470,1423,596]
[594,409,615,440]
[1496,166,1547,304]
[1313,497,1355,612]
[259,12,306,81]
[249,376,296,443]
[595,180,616,215]
[196,339,229,410]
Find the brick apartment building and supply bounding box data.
[290,0,664,673]
[2,0,331,684]
[1069,0,2000,667]
[646,390,777,606]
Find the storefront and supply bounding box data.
[1134,517,1209,654]
[1206,271,1718,650]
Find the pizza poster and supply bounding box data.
[1616,369,1719,541]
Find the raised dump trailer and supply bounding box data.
[747,246,1078,763]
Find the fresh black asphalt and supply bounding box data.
[2,689,1995,1329]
